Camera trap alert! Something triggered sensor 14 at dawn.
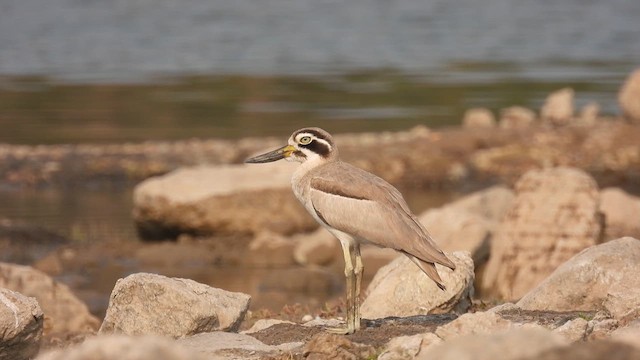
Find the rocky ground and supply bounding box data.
[1,70,640,359]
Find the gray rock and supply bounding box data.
[99,273,250,337]
[462,108,496,128]
[132,163,317,239]
[177,332,302,358]
[241,319,295,334]
[36,335,205,360]
[361,251,474,319]
[417,327,567,360]
[0,288,43,360]
[0,262,99,335]
[600,188,640,241]
[499,106,536,129]
[541,88,574,126]
[619,68,640,123]
[517,237,640,321]
[482,167,602,300]
[434,311,515,340]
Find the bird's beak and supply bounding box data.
[245,145,296,163]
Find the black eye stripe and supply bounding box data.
[300,139,331,157]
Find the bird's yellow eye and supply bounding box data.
[299,136,312,144]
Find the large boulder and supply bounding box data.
[361,252,474,319]
[517,237,640,321]
[619,68,640,123]
[99,273,250,337]
[416,327,567,360]
[443,185,515,222]
[0,288,43,360]
[482,168,603,300]
[36,335,205,360]
[132,163,317,240]
[0,263,99,335]
[599,188,640,241]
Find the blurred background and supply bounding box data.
[1,0,640,315]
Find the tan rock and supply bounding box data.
[0,262,99,335]
[482,167,602,300]
[619,68,640,123]
[99,273,250,337]
[541,88,574,126]
[444,186,515,222]
[599,188,640,241]
[552,318,588,342]
[417,327,567,360]
[462,108,496,128]
[499,106,536,129]
[132,163,317,239]
[434,311,514,340]
[517,237,640,321]
[360,246,399,280]
[419,207,491,264]
[36,335,205,360]
[361,252,474,319]
[579,102,600,125]
[0,288,43,360]
[177,331,302,358]
[241,319,295,334]
[246,231,295,267]
[378,333,442,360]
[518,339,640,360]
[292,228,340,266]
[610,319,640,349]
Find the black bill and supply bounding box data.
[245,144,295,163]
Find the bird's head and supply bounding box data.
[245,127,338,164]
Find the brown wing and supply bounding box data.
[309,162,455,270]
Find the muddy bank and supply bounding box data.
[2,119,640,193]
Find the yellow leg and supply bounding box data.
[353,243,363,331]
[326,238,357,334]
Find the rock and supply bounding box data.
[241,319,295,334]
[177,331,302,358]
[610,319,640,349]
[0,262,99,335]
[417,327,567,360]
[246,232,295,267]
[99,273,250,337]
[444,186,515,222]
[521,339,640,360]
[618,68,640,123]
[586,318,619,341]
[378,333,442,360]
[292,228,340,266]
[499,106,536,129]
[361,252,474,319]
[303,332,376,360]
[0,288,43,360]
[552,318,588,342]
[434,311,514,340]
[132,163,317,240]
[579,102,600,125]
[599,188,640,241]
[462,108,496,128]
[360,246,399,279]
[482,167,602,300]
[419,207,491,264]
[36,335,205,360]
[541,88,574,126]
[517,237,640,321]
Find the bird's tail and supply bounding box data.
[404,253,448,291]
